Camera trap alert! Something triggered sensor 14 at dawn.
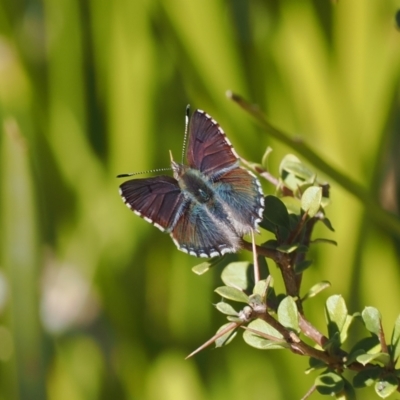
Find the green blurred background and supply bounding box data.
[1,0,400,399]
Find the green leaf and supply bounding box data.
[302,281,331,301]
[390,314,400,362]
[315,371,344,395]
[306,357,327,374]
[259,217,277,233]
[357,352,390,367]
[280,196,301,215]
[253,278,270,297]
[345,349,366,366]
[277,296,299,332]
[375,375,398,398]
[279,154,314,181]
[301,187,322,217]
[280,173,300,192]
[242,319,286,350]
[340,314,355,344]
[353,367,381,388]
[311,238,337,246]
[320,196,331,208]
[192,261,212,275]
[349,336,381,356]
[263,195,290,230]
[321,217,335,231]
[261,239,279,250]
[341,377,357,400]
[276,244,299,254]
[294,260,313,274]
[221,261,251,291]
[362,307,382,335]
[215,286,249,303]
[323,332,341,352]
[215,323,237,348]
[192,257,225,275]
[325,295,348,339]
[215,302,238,316]
[261,146,273,168]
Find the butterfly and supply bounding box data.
[118,107,265,258]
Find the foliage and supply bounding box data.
[191,155,400,399]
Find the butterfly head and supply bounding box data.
[170,160,184,181]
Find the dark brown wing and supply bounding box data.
[186,110,239,178]
[119,176,186,232]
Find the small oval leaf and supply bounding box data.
[322,217,335,231]
[391,314,400,361]
[215,302,238,316]
[243,319,286,350]
[277,244,299,254]
[221,261,251,290]
[362,307,382,335]
[277,296,299,332]
[253,278,269,297]
[375,376,398,398]
[311,238,337,246]
[353,367,381,388]
[192,261,212,275]
[357,352,390,366]
[280,196,301,215]
[315,371,344,395]
[279,154,314,180]
[261,146,273,168]
[303,281,331,301]
[294,260,313,274]
[192,257,224,275]
[301,187,322,217]
[326,295,348,338]
[215,286,249,303]
[263,196,290,230]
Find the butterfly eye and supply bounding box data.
[198,188,210,202]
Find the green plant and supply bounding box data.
[186,97,400,400]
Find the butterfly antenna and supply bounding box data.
[117,167,171,178]
[181,104,190,163]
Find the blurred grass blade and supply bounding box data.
[1,119,46,399]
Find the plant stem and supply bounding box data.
[228,91,400,238]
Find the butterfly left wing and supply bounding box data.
[119,176,186,232]
[186,110,239,178]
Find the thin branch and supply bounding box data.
[300,385,317,400]
[227,91,400,238]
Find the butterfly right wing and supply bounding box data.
[119,176,186,232]
[186,110,239,178]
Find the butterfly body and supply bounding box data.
[119,109,264,258]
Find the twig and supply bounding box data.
[227,91,400,238]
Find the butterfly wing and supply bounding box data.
[170,201,242,258]
[186,110,239,178]
[119,176,186,232]
[214,167,265,235]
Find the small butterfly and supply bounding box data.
[118,107,264,258]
